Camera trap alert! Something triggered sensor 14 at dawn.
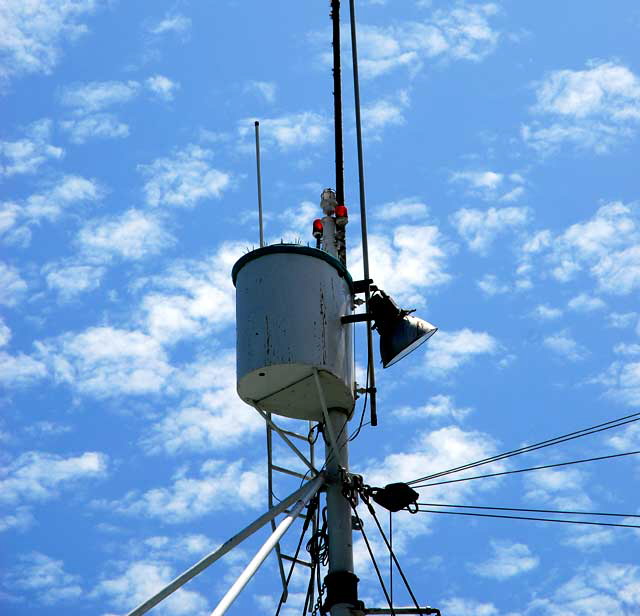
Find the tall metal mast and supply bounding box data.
[324,2,359,615]
[331,0,345,206]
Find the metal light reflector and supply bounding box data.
[379,314,437,368]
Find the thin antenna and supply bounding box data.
[254,120,265,247]
[349,0,378,426]
[330,0,345,206]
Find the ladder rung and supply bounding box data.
[281,554,314,568]
[272,465,308,479]
[268,425,311,442]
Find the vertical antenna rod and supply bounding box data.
[331,0,345,206]
[348,0,377,426]
[254,120,265,247]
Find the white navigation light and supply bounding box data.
[368,289,437,368]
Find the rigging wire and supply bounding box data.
[416,508,640,529]
[412,450,640,488]
[349,502,396,615]
[416,502,640,519]
[406,412,640,486]
[363,500,422,612]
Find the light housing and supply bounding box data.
[312,219,324,238]
[335,204,348,226]
[368,289,437,368]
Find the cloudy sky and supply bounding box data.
[2,1,640,614]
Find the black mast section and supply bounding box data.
[331,0,345,205]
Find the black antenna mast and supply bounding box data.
[330,0,345,205]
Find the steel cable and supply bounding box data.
[416,502,640,518]
[411,450,640,489]
[406,412,640,486]
[416,508,640,529]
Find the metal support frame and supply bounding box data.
[125,475,324,616]
[251,401,318,476]
[210,476,324,616]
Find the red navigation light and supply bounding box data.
[312,219,324,238]
[335,205,348,226]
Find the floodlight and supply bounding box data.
[368,289,437,368]
[343,287,437,368]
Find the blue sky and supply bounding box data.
[1,1,640,614]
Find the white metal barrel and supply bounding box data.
[232,244,355,421]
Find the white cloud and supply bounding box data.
[614,343,640,356]
[353,4,501,79]
[60,112,129,144]
[523,60,640,153]
[373,197,429,222]
[43,263,105,299]
[350,224,451,307]
[4,552,82,604]
[146,75,179,101]
[523,202,640,296]
[125,534,215,563]
[149,13,192,36]
[140,144,231,207]
[532,304,563,320]
[470,540,539,580]
[543,330,588,361]
[107,459,263,523]
[596,361,640,407]
[0,0,102,86]
[394,394,472,421]
[0,317,9,347]
[451,206,530,254]
[77,209,173,260]
[451,169,502,189]
[244,80,276,103]
[0,506,33,533]
[607,423,640,452]
[477,274,509,296]
[441,597,499,616]
[525,468,592,510]
[137,241,246,344]
[142,351,263,455]
[423,328,499,378]
[567,293,606,312]
[40,326,173,397]
[239,112,330,150]
[0,451,107,506]
[0,351,47,386]
[93,560,207,616]
[0,262,27,305]
[22,174,102,222]
[607,311,637,328]
[527,562,640,615]
[60,80,140,113]
[361,92,408,134]
[0,119,63,177]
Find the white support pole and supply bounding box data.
[210,476,324,616]
[126,475,324,616]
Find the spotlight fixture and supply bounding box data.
[342,286,437,368]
